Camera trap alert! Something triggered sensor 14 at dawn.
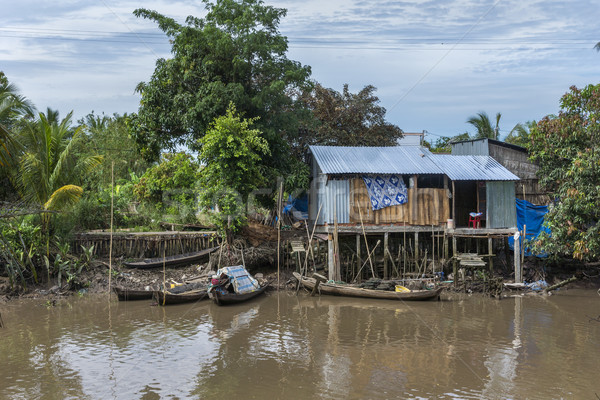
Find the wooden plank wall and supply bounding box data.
[350,178,449,225]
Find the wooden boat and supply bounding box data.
[154,287,209,305]
[123,246,218,269]
[113,286,154,301]
[293,272,443,301]
[208,283,270,306]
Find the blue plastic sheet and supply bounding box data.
[283,194,308,219]
[508,199,551,257]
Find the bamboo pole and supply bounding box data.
[108,162,114,299]
[277,181,283,290]
[357,200,375,278]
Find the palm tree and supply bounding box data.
[466,111,501,139]
[595,42,600,51]
[14,110,103,237]
[0,72,35,167]
[505,121,536,148]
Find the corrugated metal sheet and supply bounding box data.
[432,155,520,181]
[451,139,490,156]
[323,179,350,224]
[486,181,517,228]
[310,145,519,181]
[310,145,441,175]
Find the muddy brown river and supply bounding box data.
[1,289,599,399]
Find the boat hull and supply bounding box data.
[293,273,442,301]
[209,284,270,306]
[123,246,218,269]
[113,286,154,301]
[154,289,209,305]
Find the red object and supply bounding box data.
[211,278,219,285]
[469,212,482,228]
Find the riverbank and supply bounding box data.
[2,255,599,303]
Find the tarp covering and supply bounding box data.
[362,175,408,211]
[283,194,308,219]
[217,266,260,294]
[508,199,551,257]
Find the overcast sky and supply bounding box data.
[2,0,599,142]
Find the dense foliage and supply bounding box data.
[198,103,269,237]
[130,0,312,181]
[133,152,200,223]
[293,83,403,160]
[530,84,600,261]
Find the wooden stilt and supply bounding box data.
[383,232,389,279]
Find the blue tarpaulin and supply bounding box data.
[283,194,308,219]
[508,199,551,257]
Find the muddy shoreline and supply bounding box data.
[2,255,598,303]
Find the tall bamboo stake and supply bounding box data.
[357,200,375,278]
[108,161,114,299]
[276,181,283,290]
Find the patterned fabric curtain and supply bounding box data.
[362,175,408,211]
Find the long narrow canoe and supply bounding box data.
[154,288,209,305]
[113,286,154,301]
[123,246,218,269]
[208,283,270,306]
[293,272,442,301]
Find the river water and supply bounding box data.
[1,289,599,399]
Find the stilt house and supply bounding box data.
[307,145,520,281]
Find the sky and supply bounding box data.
[2,0,600,143]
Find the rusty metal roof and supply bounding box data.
[309,145,519,181]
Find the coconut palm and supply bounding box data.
[466,111,501,139]
[505,121,536,148]
[0,73,35,166]
[14,110,103,234]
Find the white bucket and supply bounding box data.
[447,219,454,229]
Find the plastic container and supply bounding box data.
[395,285,411,293]
[447,219,454,229]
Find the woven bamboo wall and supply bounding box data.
[350,179,449,225]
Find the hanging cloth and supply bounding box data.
[362,175,408,211]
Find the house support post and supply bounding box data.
[488,237,494,274]
[328,234,335,281]
[452,236,458,286]
[414,232,419,272]
[514,231,522,283]
[356,234,361,282]
[383,232,389,279]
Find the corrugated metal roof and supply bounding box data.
[309,145,441,175]
[431,155,520,181]
[309,145,519,181]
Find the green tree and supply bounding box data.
[13,110,103,237]
[77,112,150,188]
[425,132,471,153]
[130,0,311,177]
[198,103,270,239]
[505,121,536,149]
[530,84,600,261]
[133,152,200,220]
[295,83,403,160]
[466,111,501,139]
[0,72,35,167]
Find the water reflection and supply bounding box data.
[1,290,599,399]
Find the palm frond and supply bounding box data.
[44,184,83,211]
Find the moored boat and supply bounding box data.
[153,281,210,305]
[154,288,209,305]
[123,246,219,269]
[293,272,443,301]
[113,286,154,301]
[209,283,270,305]
[208,265,269,306]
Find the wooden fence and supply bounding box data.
[72,231,218,259]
